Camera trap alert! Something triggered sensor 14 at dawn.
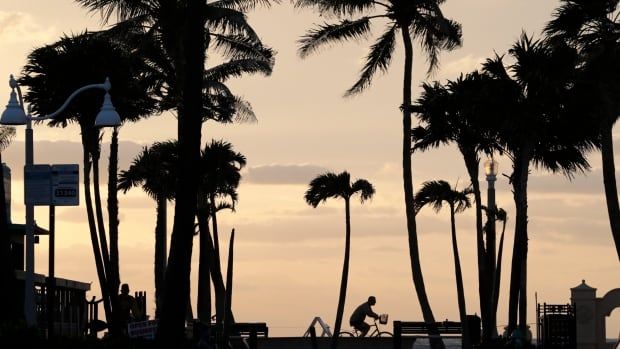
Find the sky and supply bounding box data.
[1,0,619,339]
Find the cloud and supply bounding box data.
[439,54,485,79]
[244,164,331,184]
[0,12,56,45]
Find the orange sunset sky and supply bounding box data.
[1,0,618,337]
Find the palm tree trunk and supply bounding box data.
[222,229,235,346]
[330,198,351,349]
[197,205,212,323]
[157,1,206,343]
[400,25,444,349]
[209,193,229,324]
[107,128,120,294]
[155,195,168,319]
[463,152,493,341]
[107,127,121,335]
[450,206,471,349]
[600,125,620,261]
[209,192,221,267]
[81,138,112,323]
[92,143,111,274]
[493,220,506,318]
[507,148,530,335]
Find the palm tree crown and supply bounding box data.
[305,171,375,207]
[296,0,462,96]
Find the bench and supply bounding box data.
[393,317,480,349]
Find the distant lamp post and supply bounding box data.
[484,156,499,294]
[1,74,121,329]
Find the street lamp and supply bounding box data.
[1,74,121,328]
[484,156,499,286]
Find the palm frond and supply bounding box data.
[295,0,376,17]
[298,18,371,59]
[211,34,276,64]
[346,24,396,96]
[206,7,259,40]
[205,59,273,83]
[210,0,276,11]
[0,127,16,152]
[75,0,155,24]
[351,179,375,202]
[411,12,462,74]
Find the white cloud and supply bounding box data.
[244,164,331,184]
[0,11,56,45]
[439,54,485,79]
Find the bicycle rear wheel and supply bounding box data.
[377,331,393,337]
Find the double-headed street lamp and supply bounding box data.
[1,74,121,327]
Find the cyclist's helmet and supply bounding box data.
[368,296,376,305]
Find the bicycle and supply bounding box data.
[338,314,393,337]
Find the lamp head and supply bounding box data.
[94,92,121,127]
[1,89,27,125]
[484,157,499,178]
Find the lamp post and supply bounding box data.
[484,157,499,271]
[1,74,120,328]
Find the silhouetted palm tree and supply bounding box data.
[197,140,246,324]
[296,2,461,346]
[411,72,502,341]
[414,180,472,349]
[20,32,156,326]
[118,140,177,318]
[305,171,375,349]
[75,1,274,339]
[482,33,592,334]
[0,126,16,323]
[545,0,620,261]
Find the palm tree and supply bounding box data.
[411,72,502,341]
[545,0,620,261]
[414,180,473,349]
[20,32,156,327]
[197,140,246,324]
[75,1,274,340]
[296,3,461,345]
[0,126,16,323]
[118,140,177,318]
[482,33,593,334]
[304,171,375,349]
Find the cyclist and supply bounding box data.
[349,296,380,337]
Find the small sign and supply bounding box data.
[51,164,79,206]
[24,164,79,206]
[24,164,52,205]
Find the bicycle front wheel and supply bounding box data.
[377,331,393,337]
[338,331,355,337]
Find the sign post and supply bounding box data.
[25,163,79,338]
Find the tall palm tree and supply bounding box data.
[296,3,461,346]
[545,0,620,261]
[482,33,593,334]
[0,126,16,323]
[411,72,502,341]
[75,1,274,340]
[414,180,473,349]
[118,140,177,318]
[20,32,156,327]
[305,171,375,349]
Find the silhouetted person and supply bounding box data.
[117,283,139,334]
[349,296,379,337]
